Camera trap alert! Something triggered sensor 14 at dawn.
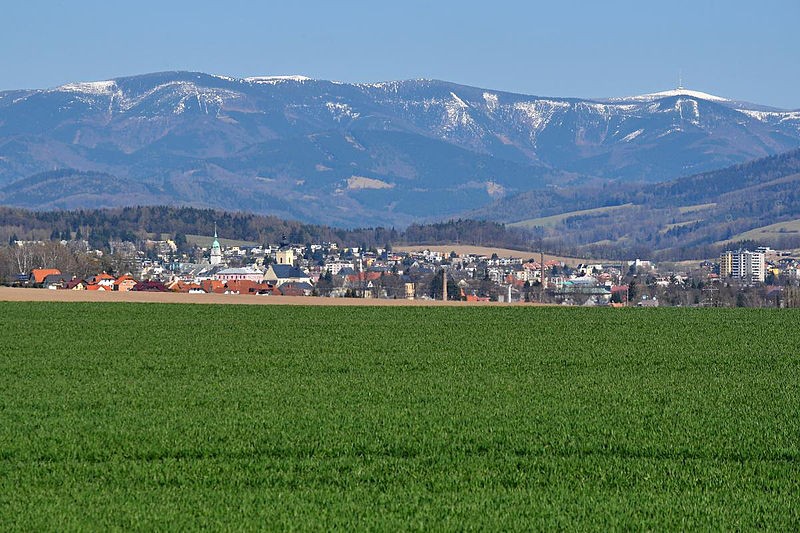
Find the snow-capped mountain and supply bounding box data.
[0,71,798,226]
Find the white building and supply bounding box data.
[720,250,765,283]
[324,260,355,276]
[214,266,265,282]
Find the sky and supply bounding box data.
[2,0,798,108]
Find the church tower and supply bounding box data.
[210,223,223,265]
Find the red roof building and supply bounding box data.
[131,280,168,292]
[114,275,137,292]
[31,268,61,284]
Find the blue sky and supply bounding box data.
[3,0,798,108]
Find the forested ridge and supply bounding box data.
[476,148,800,259]
[0,206,532,251]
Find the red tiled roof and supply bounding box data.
[31,268,61,284]
[131,281,168,292]
[66,279,86,290]
[201,280,226,294]
[279,285,306,296]
[346,272,382,283]
[170,282,203,293]
[225,280,276,294]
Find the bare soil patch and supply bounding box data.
[0,287,543,306]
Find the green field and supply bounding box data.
[1,303,798,529]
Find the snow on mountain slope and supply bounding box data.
[243,75,314,84]
[608,88,730,103]
[57,80,119,96]
[1,71,800,226]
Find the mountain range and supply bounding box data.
[0,71,799,227]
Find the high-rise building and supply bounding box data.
[719,250,765,282]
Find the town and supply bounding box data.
[4,229,800,307]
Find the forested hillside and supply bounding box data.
[474,148,800,259]
[0,206,531,252]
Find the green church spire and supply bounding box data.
[210,222,223,265]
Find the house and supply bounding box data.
[345,271,382,285]
[263,264,312,286]
[200,280,226,294]
[66,279,87,290]
[30,268,61,285]
[42,273,74,289]
[323,260,354,276]
[114,275,137,292]
[131,280,169,292]
[223,279,266,294]
[610,285,629,304]
[87,272,116,288]
[278,281,314,296]
[168,281,203,293]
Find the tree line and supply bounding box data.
[0,206,533,253]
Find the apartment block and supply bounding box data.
[719,250,765,282]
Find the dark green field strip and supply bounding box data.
[0,303,798,530]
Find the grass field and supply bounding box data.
[678,203,717,214]
[507,204,634,229]
[1,303,798,529]
[722,218,800,244]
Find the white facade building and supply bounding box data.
[214,266,265,282]
[720,250,765,282]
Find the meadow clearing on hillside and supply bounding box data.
[0,303,798,529]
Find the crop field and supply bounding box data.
[0,303,798,529]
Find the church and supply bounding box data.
[210,225,223,265]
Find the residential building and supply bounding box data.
[42,273,74,289]
[720,250,765,282]
[324,260,354,276]
[88,273,116,288]
[114,275,137,292]
[30,268,61,285]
